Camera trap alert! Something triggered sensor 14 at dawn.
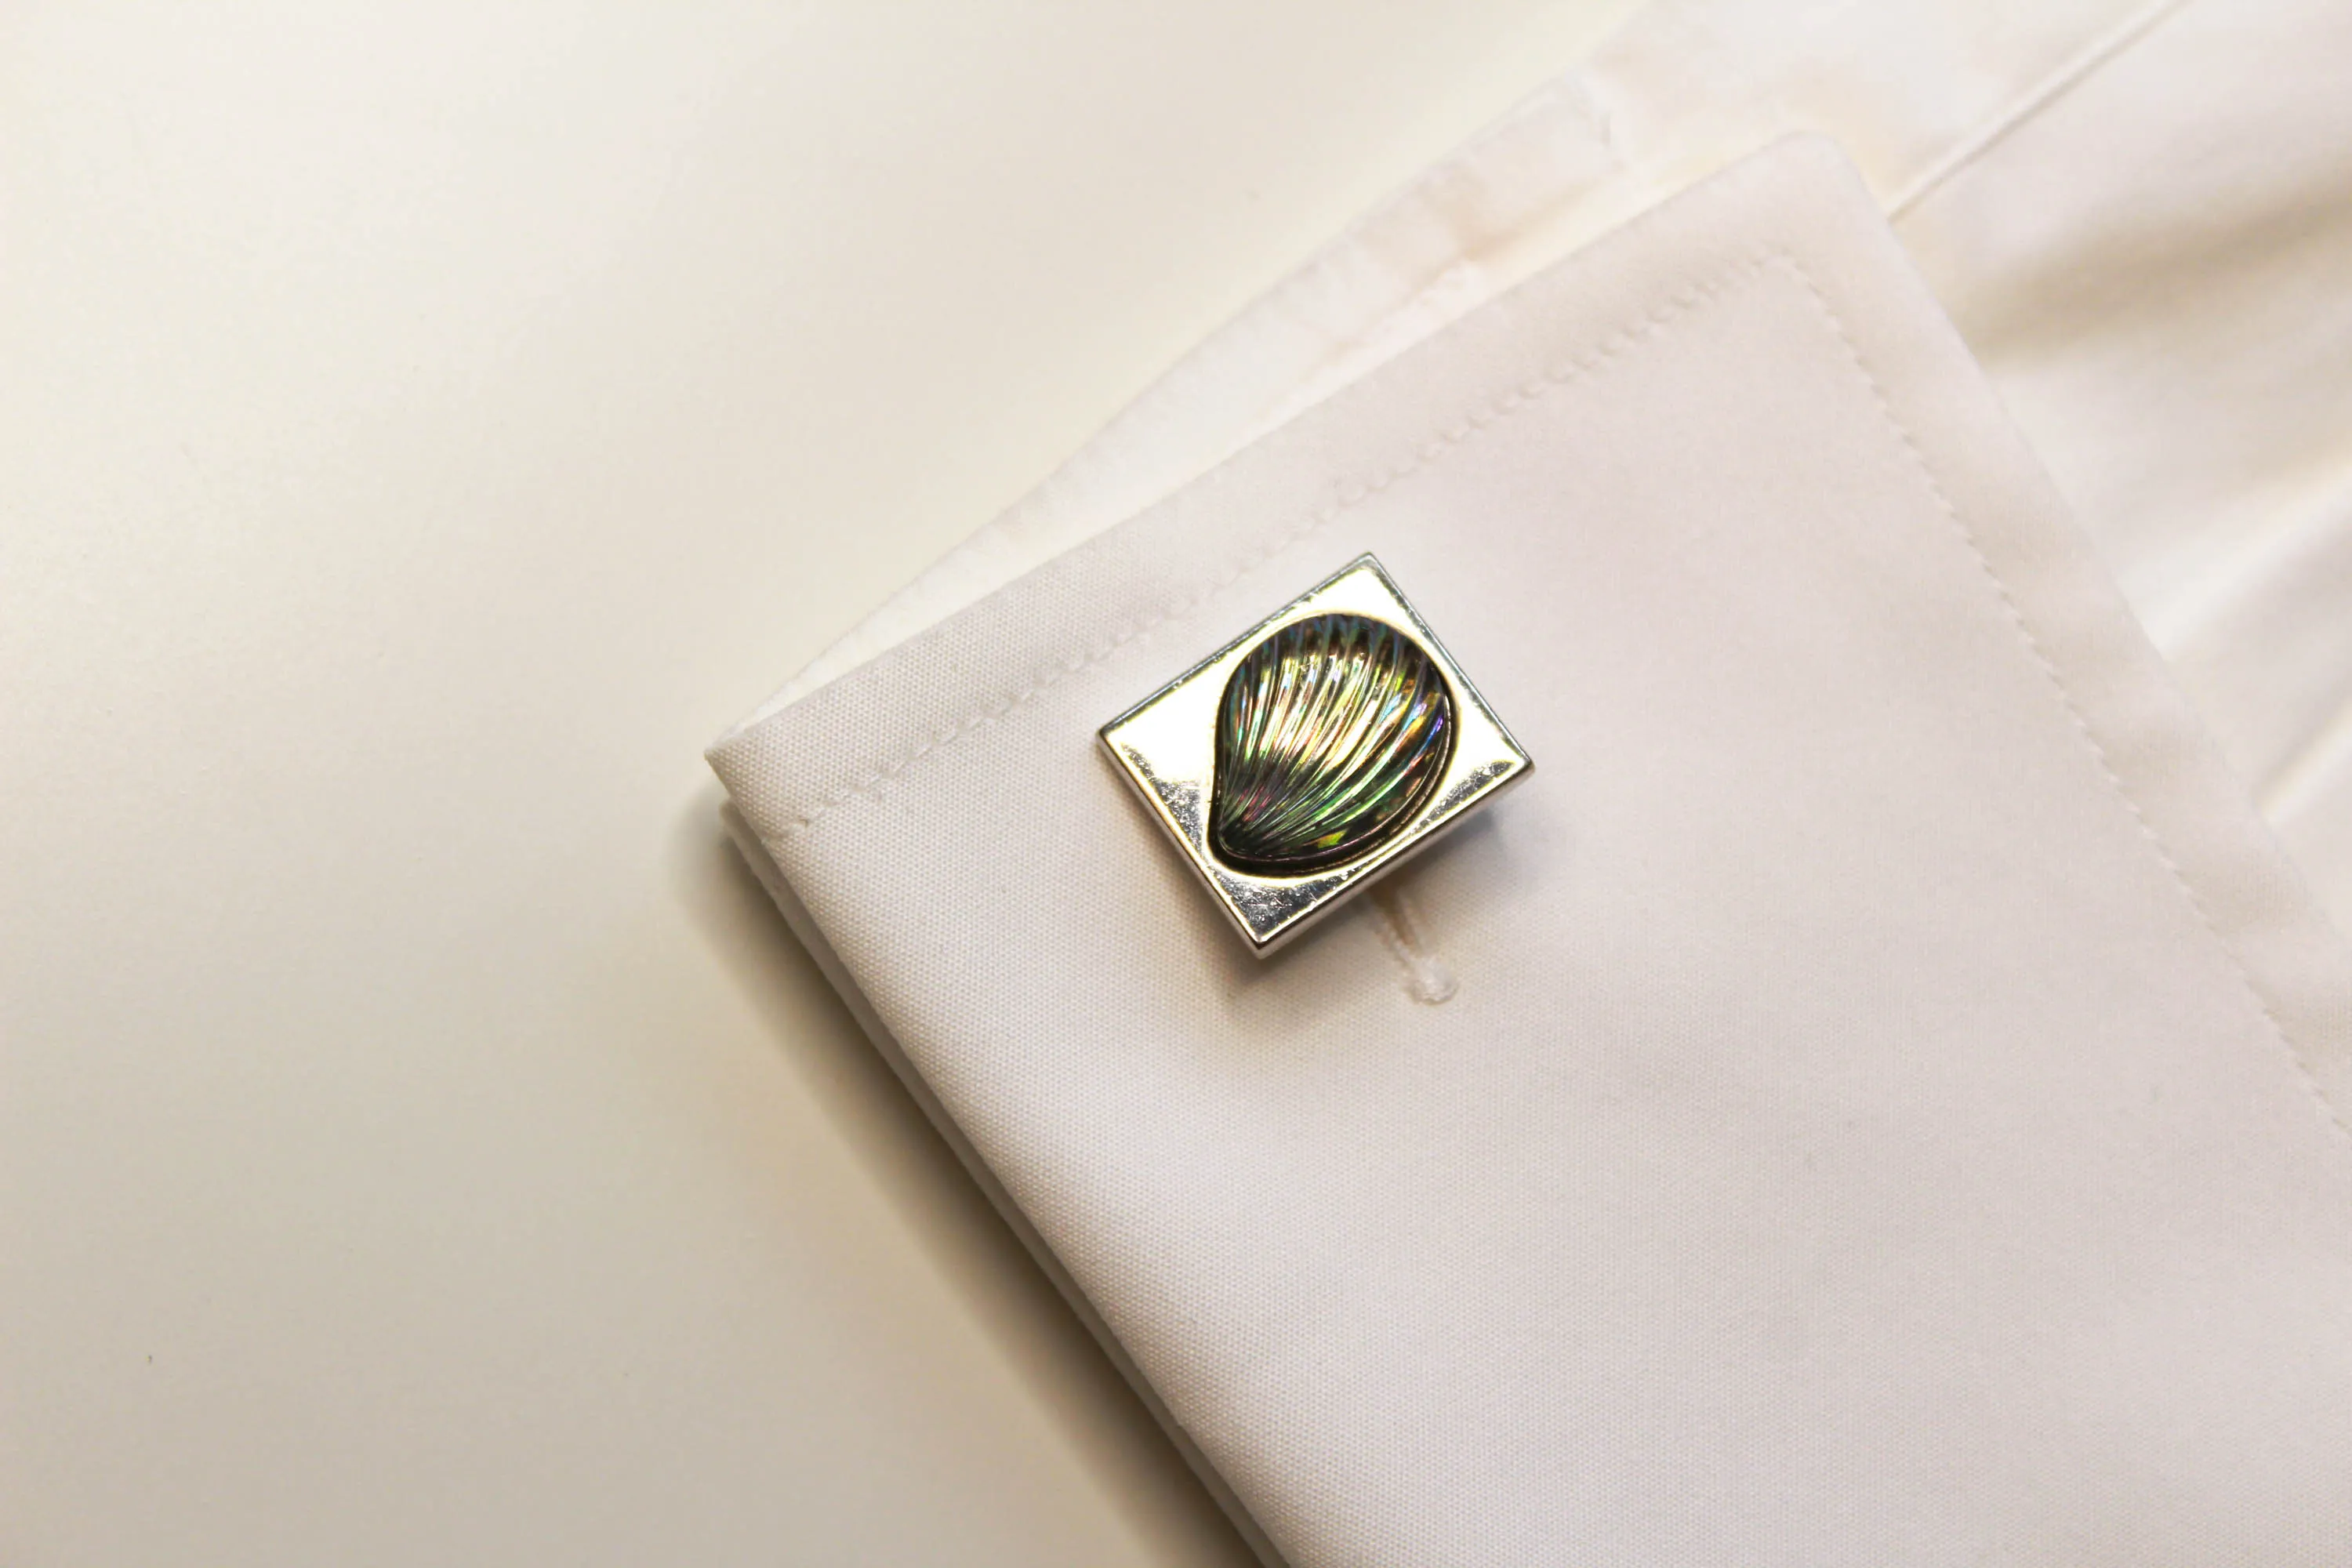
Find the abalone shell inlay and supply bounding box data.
[1209,612,1455,876]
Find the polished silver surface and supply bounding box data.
[1099,555,1531,954]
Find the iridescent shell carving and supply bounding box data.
[1209,612,1455,876]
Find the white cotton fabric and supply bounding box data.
[711,140,2352,1565]
[729,0,2352,937]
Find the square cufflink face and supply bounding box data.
[1098,555,1532,954]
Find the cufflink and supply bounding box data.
[1098,554,1532,954]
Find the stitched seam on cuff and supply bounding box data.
[1769,252,2352,1150]
[768,250,1777,840]
[760,241,2346,1149]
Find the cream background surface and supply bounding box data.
[1,5,1642,1563]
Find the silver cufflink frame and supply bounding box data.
[1098,554,1532,954]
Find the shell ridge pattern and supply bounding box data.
[1209,613,1456,877]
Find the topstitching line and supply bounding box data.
[1766,252,2350,1148]
[768,241,2348,1148]
[769,251,1778,839]
[1885,0,2195,219]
